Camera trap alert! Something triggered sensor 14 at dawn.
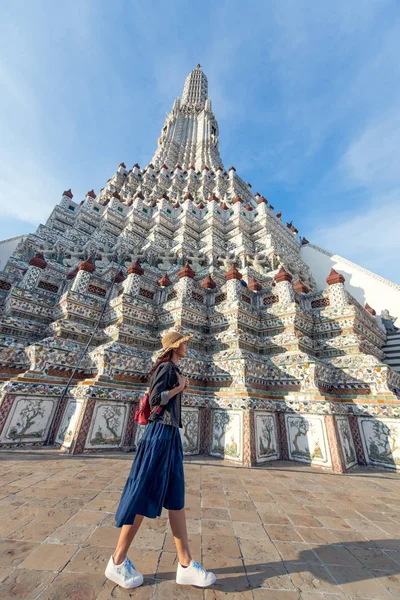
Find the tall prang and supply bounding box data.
[1,65,400,471]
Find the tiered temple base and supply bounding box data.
[1,65,400,472]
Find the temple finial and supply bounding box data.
[182,65,208,106]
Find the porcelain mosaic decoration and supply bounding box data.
[0,65,400,471]
[286,414,332,467]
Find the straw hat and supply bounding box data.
[158,330,193,358]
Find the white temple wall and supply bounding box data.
[0,235,27,270]
[300,243,400,327]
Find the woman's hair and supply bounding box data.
[148,350,173,381]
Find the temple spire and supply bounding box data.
[182,64,208,106]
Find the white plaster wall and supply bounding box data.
[300,243,400,328]
[0,235,27,271]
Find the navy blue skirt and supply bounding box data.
[115,422,185,527]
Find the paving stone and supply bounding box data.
[164,532,200,554]
[232,521,269,539]
[259,511,291,525]
[153,578,204,598]
[97,578,155,599]
[227,499,254,511]
[238,537,281,560]
[86,526,121,548]
[67,510,105,526]
[202,507,231,520]
[244,559,296,590]
[274,541,322,564]
[229,508,261,523]
[288,514,323,528]
[142,516,169,531]
[38,572,106,600]
[264,524,304,542]
[156,550,179,579]
[46,524,94,544]
[65,545,114,575]
[285,563,339,593]
[328,565,393,599]
[18,543,78,571]
[0,568,56,600]
[370,570,400,597]
[202,534,241,558]
[202,555,249,592]
[11,521,58,542]
[346,546,399,570]
[0,539,37,567]
[84,492,120,512]
[205,591,255,600]
[252,591,300,599]
[296,527,339,545]
[202,518,235,535]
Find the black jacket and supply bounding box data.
[148,361,182,428]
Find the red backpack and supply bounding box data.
[134,391,163,425]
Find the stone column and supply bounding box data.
[326,269,348,308]
[19,253,47,290]
[225,264,243,302]
[201,273,217,308]
[325,415,346,473]
[276,412,289,460]
[242,410,257,467]
[123,261,144,295]
[71,258,96,294]
[348,415,367,465]
[177,263,195,299]
[156,272,173,305]
[273,266,294,303]
[248,277,262,308]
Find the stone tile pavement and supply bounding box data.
[1,450,400,599]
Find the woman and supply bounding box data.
[105,330,216,589]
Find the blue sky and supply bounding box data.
[1,0,400,283]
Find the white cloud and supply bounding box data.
[341,111,400,186]
[311,190,400,283]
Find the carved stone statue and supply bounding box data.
[185,248,205,272]
[381,309,399,333]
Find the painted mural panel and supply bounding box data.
[359,417,400,469]
[0,397,56,443]
[86,402,127,448]
[210,410,242,462]
[180,408,199,455]
[55,399,82,448]
[286,414,331,467]
[335,416,357,469]
[255,412,278,462]
[134,424,146,449]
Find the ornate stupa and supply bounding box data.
[1,65,400,471]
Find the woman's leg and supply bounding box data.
[113,514,144,564]
[169,508,192,567]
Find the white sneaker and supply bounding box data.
[176,559,216,587]
[105,555,144,589]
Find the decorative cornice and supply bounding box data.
[225,264,242,281]
[178,263,195,279]
[29,253,47,270]
[201,274,217,289]
[274,266,292,283]
[248,277,262,292]
[158,273,172,287]
[127,261,144,276]
[78,257,96,273]
[326,268,345,285]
